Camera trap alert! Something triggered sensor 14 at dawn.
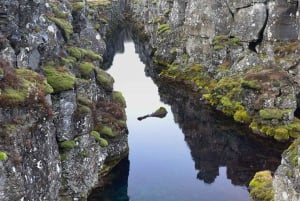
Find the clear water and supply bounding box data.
[88,42,285,201]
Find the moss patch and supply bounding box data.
[0,152,8,161]
[67,47,102,61]
[78,62,95,78]
[59,140,76,150]
[249,170,274,201]
[44,66,76,93]
[95,68,114,91]
[212,35,241,50]
[100,126,117,138]
[158,23,171,34]
[47,17,73,41]
[112,91,126,107]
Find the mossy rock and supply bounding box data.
[0,152,8,161]
[78,62,95,78]
[44,66,76,93]
[158,23,171,34]
[47,16,73,41]
[274,127,289,141]
[249,170,274,201]
[100,126,117,138]
[259,109,292,120]
[59,140,76,150]
[67,47,102,61]
[112,91,126,107]
[95,68,114,91]
[72,2,85,12]
[234,110,251,123]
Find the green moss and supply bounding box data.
[212,35,241,50]
[274,127,289,141]
[158,24,171,34]
[284,139,299,166]
[47,16,73,40]
[78,62,95,77]
[77,95,93,107]
[98,138,108,147]
[234,110,251,123]
[60,153,67,161]
[67,47,102,61]
[91,130,101,141]
[78,104,91,114]
[88,0,111,7]
[72,2,85,12]
[50,3,69,18]
[112,91,126,107]
[95,68,114,91]
[0,152,8,161]
[249,170,274,201]
[44,66,76,93]
[60,57,77,65]
[241,80,261,90]
[100,126,117,138]
[59,140,76,150]
[259,109,292,120]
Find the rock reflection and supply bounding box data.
[87,157,129,201]
[157,83,289,186]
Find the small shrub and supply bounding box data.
[0,152,8,161]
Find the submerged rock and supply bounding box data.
[137,107,168,121]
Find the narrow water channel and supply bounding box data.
[88,42,286,201]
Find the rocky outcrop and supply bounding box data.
[129,0,300,200]
[0,0,128,200]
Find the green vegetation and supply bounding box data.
[72,2,85,12]
[44,66,76,93]
[259,109,292,120]
[233,110,251,123]
[0,152,8,161]
[212,35,241,50]
[0,65,53,107]
[59,140,76,150]
[100,126,117,138]
[158,24,171,34]
[284,139,299,166]
[50,3,69,18]
[78,62,95,77]
[47,17,73,41]
[77,95,93,107]
[60,153,67,161]
[249,170,274,201]
[241,80,261,90]
[112,91,126,107]
[87,0,111,7]
[67,47,102,61]
[95,68,114,90]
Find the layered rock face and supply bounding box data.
[130,0,300,200]
[0,0,128,200]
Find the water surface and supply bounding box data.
[88,42,286,201]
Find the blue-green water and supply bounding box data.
[88,42,285,201]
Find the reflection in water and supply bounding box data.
[88,158,130,201]
[156,82,288,186]
[88,40,288,201]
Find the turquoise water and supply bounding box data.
[88,42,285,201]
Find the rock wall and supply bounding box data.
[129,0,300,200]
[0,0,128,200]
